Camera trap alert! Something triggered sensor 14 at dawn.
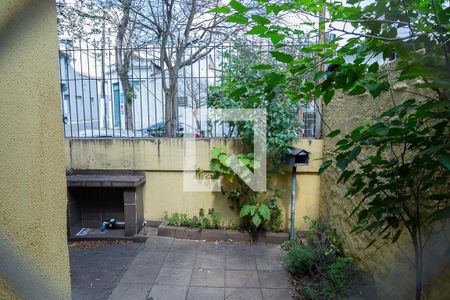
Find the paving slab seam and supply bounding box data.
[145,238,175,299]
[183,239,198,300]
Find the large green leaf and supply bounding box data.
[258,204,271,220]
[230,86,247,98]
[209,7,231,13]
[323,89,335,105]
[349,85,366,95]
[229,0,248,13]
[226,14,248,24]
[327,129,341,138]
[240,204,256,217]
[319,160,332,174]
[431,207,450,221]
[211,147,221,159]
[246,26,266,35]
[251,64,273,70]
[270,51,293,63]
[265,32,284,44]
[219,153,231,167]
[251,15,270,25]
[437,153,450,170]
[251,213,262,227]
[368,61,379,73]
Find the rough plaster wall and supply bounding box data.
[320,83,450,299]
[0,1,71,299]
[0,277,20,300]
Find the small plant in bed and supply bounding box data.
[165,208,223,230]
[283,217,358,300]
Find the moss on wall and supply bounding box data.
[0,0,71,298]
[320,82,450,299]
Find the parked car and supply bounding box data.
[137,122,185,137]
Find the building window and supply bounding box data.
[177,96,188,107]
[64,94,70,100]
[76,96,82,101]
[90,97,94,102]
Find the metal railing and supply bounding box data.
[59,41,320,139]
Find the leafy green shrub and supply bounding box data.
[165,208,223,230]
[303,282,320,300]
[180,213,191,227]
[208,208,222,229]
[166,212,181,226]
[240,201,271,230]
[328,257,355,294]
[198,148,288,232]
[283,244,317,274]
[226,219,239,230]
[283,218,357,299]
[190,216,201,228]
[265,195,283,232]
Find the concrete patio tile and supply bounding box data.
[99,255,135,271]
[70,252,111,271]
[198,242,227,255]
[252,244,282,257]
[187,287,224,300]
[132,251,167,267]
[163,252,196,267]
[145,236,173,252]
[155,267,193,285]
[226,244,255,256]
[191,268,225,287]
[195,254,226,269]
[170,238,199,253]
[72,287,110,300]
[225,270,260,288]
[258,271,290,288]
[148,285,188,300]
[108,283,152,300]
[71,268,121,289]
[261,288,293,299]
[225,288,262,300]
[226,256,257,270]
[71,239,293,300]
[119,261,161,284]
[255,256,285,271]
[101,243,145,256]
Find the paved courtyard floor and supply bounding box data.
[70,235,294,300]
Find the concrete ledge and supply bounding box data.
[226,230,252,242]
[68,228,149,243]
[157,225,289,244]
[158,225,176,237]
[146,220,163,227]
[257,231,290,244]
[200,229,227,241]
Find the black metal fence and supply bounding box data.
[59,41,320,139]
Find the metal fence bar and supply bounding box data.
[58,42,320,139]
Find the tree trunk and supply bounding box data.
[120,55,133,131]
[411,230,423,300]
[164,75,178,137]
[115,0,133,130]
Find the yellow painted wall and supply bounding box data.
[0,0,71,299]
[65,139,322,229]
